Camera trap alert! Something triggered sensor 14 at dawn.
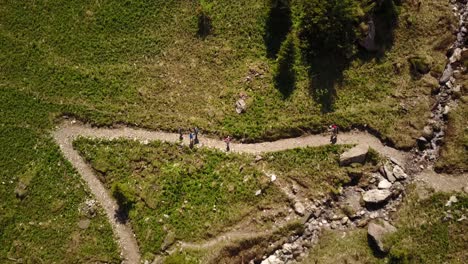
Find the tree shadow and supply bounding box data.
[305,0,399,113]
[264,0,292,58]
[307,54,349,113]
[274,34,296,98]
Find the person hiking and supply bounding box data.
[329,124,338,144]
[178,128,183,141]
[189,130,194,149]
[224,136,231,152]
[194,127,199,144]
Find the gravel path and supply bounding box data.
[52,121,409,263]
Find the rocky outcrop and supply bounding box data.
[340,144,369,166]
[367,220,397,253]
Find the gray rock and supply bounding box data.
[363,189,392,205]
[384,164,396,183]
[14,181,28,199]
[392,166,408,180]
[378,179,392,189]
[445,195,458,207]
[367,220,397,253]
[443,105,450,116]
[340,144,369,166]
[341,216,349,225]
[235,99,247,114]
[422,126,434,140]
[78,219,90,229]
[449,48,462,63]
[294,202,306,216]
[261,255,283,264]
[439,64,453,84]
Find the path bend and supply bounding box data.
[52,121,409,263]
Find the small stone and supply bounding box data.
[78,219,90,229]
[422,126,434,140]
[378,179,392,189]
[392,166,408,180]
[341,216,349,225]
[255,189,262,196]
[270,174,277,182]
[255,155,263,162]
[443,105,450,116]
[235,98,247,114]
[294,202,305,216]
[445,195,458,207]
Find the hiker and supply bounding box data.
[194,127,199,144]
[329,124,338,144]
[224,136,231,152]
[189,130,194,149]
[178,128,183,141]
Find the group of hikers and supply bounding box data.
[178,127,233,151]
[178,124,338,152]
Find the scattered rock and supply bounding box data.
[79,199,97,218]
[367,220,397,253]
[392,166,408,180]
[422,126,434,140]
[255,155,263,162]
[78,219,90,229]
[445,195,458,207]
[341,216,349,225]
[261,255,282,264]
[378,179,392,189]
[383,164,396,183]
[14,182,28,200]
[449,48,462,64]
[255,189,262,196]
[391,182,404,197]
[339,144,369,166]
[294,202,306,216]
[235,98,247,114]
[417,136,429,150]
[363,189,392,205]
[439,64,453,84]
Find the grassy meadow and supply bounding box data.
[0,0,457,149]
[0,95,120,262]
[73,137,374,260]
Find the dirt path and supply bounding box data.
[52,121,410,263]
[415,169,468,193]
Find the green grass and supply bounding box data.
[0,125,120,263]
[73,138,288,260]
[304,229,382,264]
[386,189,468,263]
[0,0,455,148]
[436,98,468,173]
[73,138,374,260]
[304,187,468,264]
